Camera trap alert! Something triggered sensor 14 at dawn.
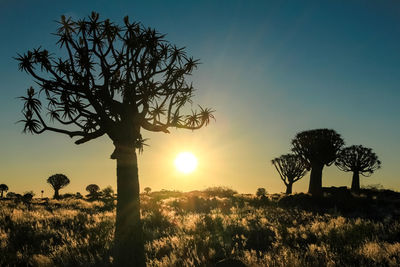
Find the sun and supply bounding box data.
[174,152,198,174]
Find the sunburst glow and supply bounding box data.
[174,152,198,174]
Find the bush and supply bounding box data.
[203,187,238,198]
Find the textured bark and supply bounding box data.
[308,163,324,196]
[351,171,360,191]
[114,148,145,267]
[285,183,293,194]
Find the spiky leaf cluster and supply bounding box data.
[271,154,308,185]
[16,12,214,148]
[336,145,381,176]
[291,129,344,168]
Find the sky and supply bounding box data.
[0,0,399,197]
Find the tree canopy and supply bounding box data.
[86,184,100,194]
[336,145,381,176]
[16,12,214,157]
[291,129,344,168]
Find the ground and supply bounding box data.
[1,187,400,266]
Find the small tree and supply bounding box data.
[22,191,35,205]
[0,184,9,198]
[291,129,344,196]
[256,187,267,198]
[144,187,151,194]
[102,186,115,198]
[335,145,381,191]
[86,184,100,197]
[271,154,308,194]
[6,192,17,198]
[47,174,70,199]
[16,13,214,266]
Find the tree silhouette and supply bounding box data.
[16,12,214,266]
[291,129,344,196]
[6,192,16,198]
[271,154,307,194]
[144,186,151,194]
[86,184,100,198]
[256,187,267,198]
[335,145,381,191]
[47,174,70,199]
[0,184,8,198]
[102,186,114,198]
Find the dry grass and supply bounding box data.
[1,190,400,266]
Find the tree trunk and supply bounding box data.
[351,171,360,191]
[113,147,145,267]
[0,191,3,198]
[54,189,59,199]
[308,163,324,196]
[286,183,293,194]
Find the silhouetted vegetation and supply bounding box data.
[272,154,308,194]
[1,188,399,266]
[0,184,8,198]
[47,174,70,199]
[203,186,238,198]
[16,12,214,266]
[256,187,267,198]
[144,187,151,194]
[336,145,382,191]
[292,129,344,196]
[86,184,100,199]
[101,186,114,199]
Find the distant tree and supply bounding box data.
[16,12,214,266]
[0,184,8,198]
[86,184,100,198]
[335,145,381,191]
[23,190,35,197]
[144,187,151,194]
[256,187,267,198]
[292,129,344,196]
[6,192,16,198]
[271,154,308,194]
[47,174,70,199]
[102,186,115,199]
[41,190,44,198]
[22,192,34,202]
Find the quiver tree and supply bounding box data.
[335,145,381,191]
[291,129,344,196]
[47,174,70,199]
[16,12,214,266]
[143,186,151,194]
[256,187,267,198]
[0,184,8,198]
[86,184,100,197]
[271,154,307,194]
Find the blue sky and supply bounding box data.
[0,0,399,196]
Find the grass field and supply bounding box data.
[1,187,400,266]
